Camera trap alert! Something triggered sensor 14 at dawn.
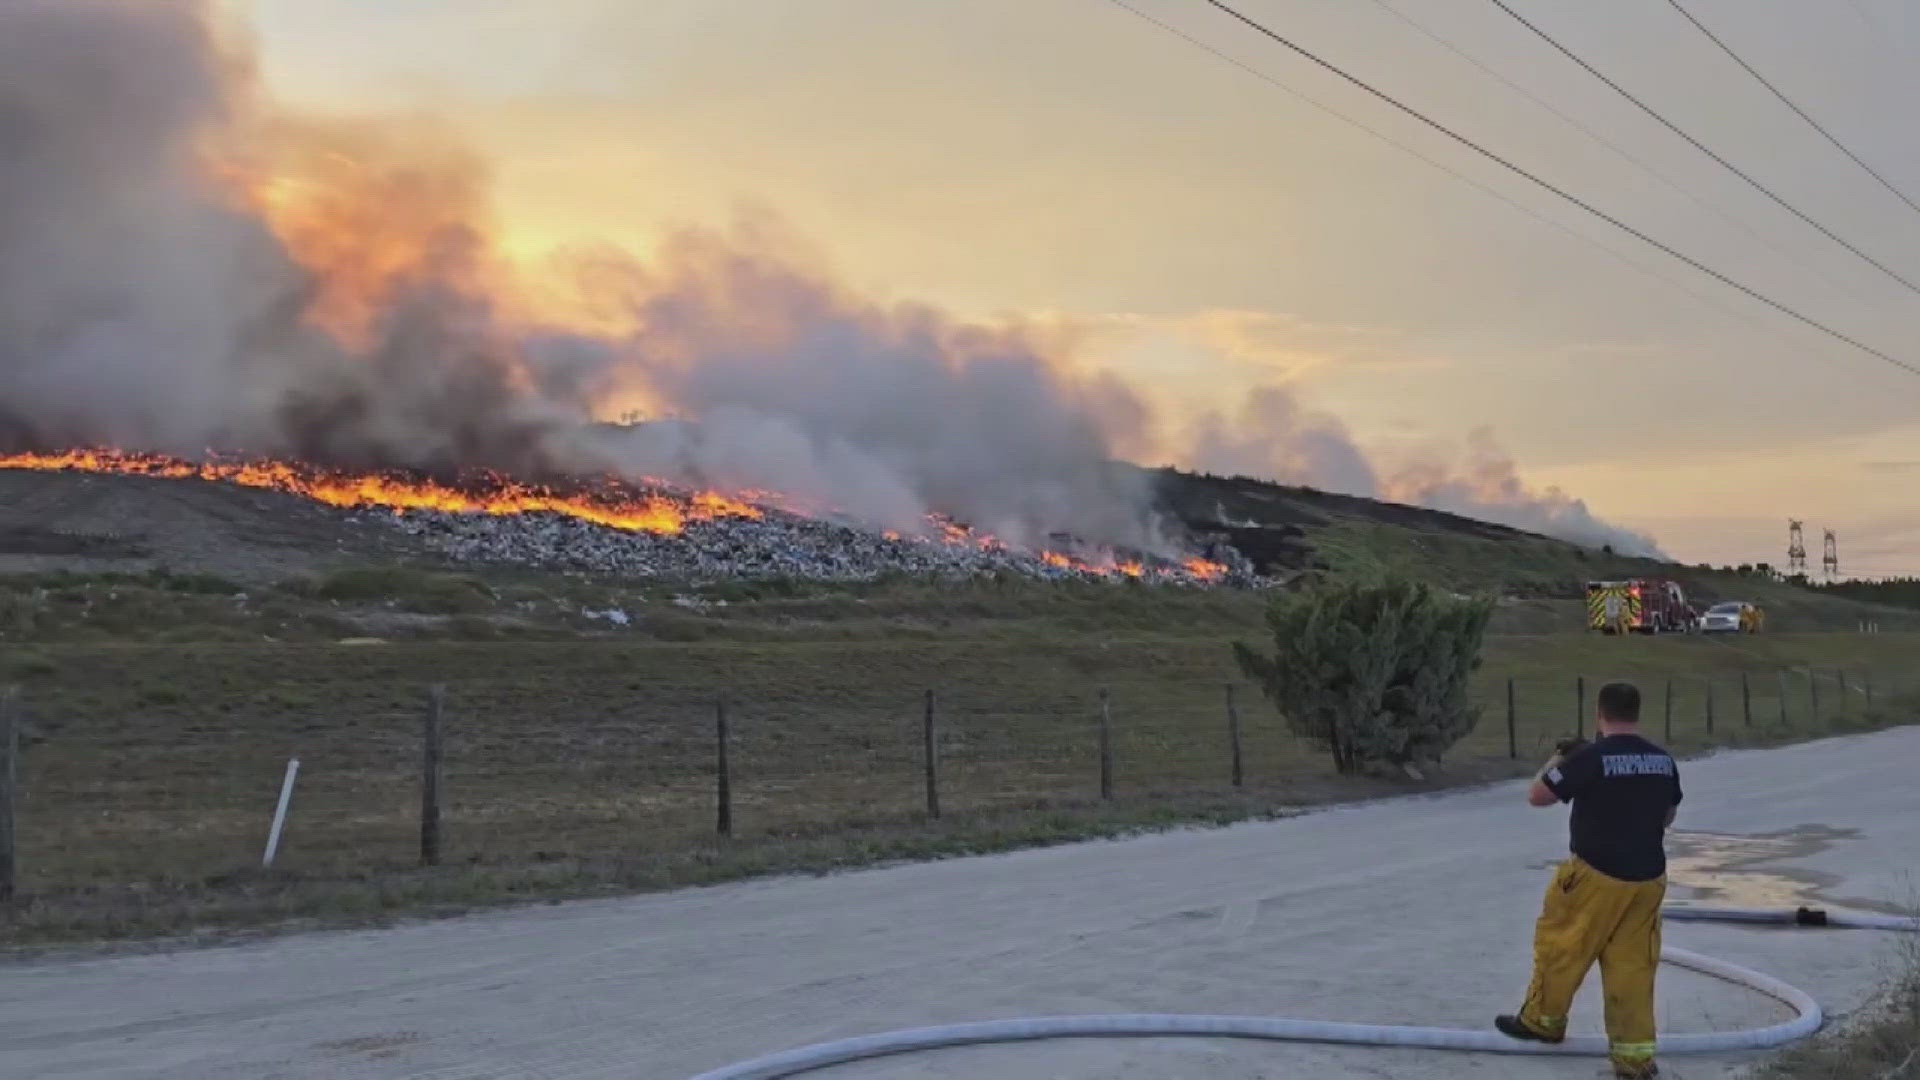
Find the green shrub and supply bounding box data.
[1233,577,1493,773]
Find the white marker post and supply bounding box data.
[262,757,300,868]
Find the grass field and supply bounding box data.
[3,625,1914,948]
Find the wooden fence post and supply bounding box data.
[1575,675,1585,736]
[1741,672,1752,728]
[1809,668,1821,722]
[1226,684,1244,788]
[1705,679,1715,736]
[1864,669,1875,711]
[1098,688,1114,801]
[1663,679,1673,743]
[1506,677,1517,760]
[0,687,15,904]
[1777,669,1790,728]
[716,698,733,837]
[1832,668,1848,721]
[923,689,940,819]
[421,685,443,868]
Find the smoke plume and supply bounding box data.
[0,0,1655,558]
[1177,385,1664,557]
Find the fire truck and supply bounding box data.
[1585,579,1694,634]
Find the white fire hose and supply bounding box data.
[688,904,1920,1080]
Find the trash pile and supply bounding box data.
[364,501,1261,586]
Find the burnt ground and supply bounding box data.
[0,469,423,582]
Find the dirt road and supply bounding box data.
[5,727,1916,1079]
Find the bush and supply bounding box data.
[1233,577,1493,773]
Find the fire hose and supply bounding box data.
[688,904,1920,1080]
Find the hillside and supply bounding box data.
[0,461,1910,640]
[1149,467,1918,632]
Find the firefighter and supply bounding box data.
[1496,682,1683,1079]
[1602,590,1625,635]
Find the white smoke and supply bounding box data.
[0,0,1164,552]
[1175,385,1664,557]
[0,0,1658,561]
[1383,428,1666,557]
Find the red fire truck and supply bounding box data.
[1585,579,1694,634]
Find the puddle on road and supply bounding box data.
[1534,825,1877,909]
[1665,825,1853,907]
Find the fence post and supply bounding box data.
[1864,669,1875,711]
[923,689,940,819]
[1098,688,1114,801]
[1226,684,1244,788]
[262,757,300,868]
[1658,676,1674,745]
[0,687,15,904]
[1705,679,1715,737]
[1575,675,1585,736]
[421,685,443,867]
[1809,668,1821,722]
[716,698,733,837]
[1777,669,1790,728]
[1741,672,1752,728]
[1506,677,1517,760]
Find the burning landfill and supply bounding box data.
[0,1,1655,588]
[0,449,1250,585]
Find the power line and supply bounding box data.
[1484,0,1920,299]
[1368,0,1852,300]
[1101,0,1762,328]
[1663,0,1920,219]
[1180,0,1919,377]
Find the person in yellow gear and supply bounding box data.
[1496,682,1682,1079]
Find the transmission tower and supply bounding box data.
[1788,520,1807,574]
[1823,530,1839,579]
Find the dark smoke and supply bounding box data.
[0,0,1160,549]
[0,0,1656,560]
[0,0,582,478]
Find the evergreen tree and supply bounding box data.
[1234,578,1494,773]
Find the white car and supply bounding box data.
[1697,602,1748,633]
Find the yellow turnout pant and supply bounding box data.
[1519,856,1665,1070]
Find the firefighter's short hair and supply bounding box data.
[1597,682,1641,723]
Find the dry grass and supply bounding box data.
[1764,949,1920,1079]
[0,627,1913,948]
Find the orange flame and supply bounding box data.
[3,450,1232,580]
[1184,557,1228,581]
[0,449,764,534]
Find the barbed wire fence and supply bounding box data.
[0,659,1912,915]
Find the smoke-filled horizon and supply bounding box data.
[0,0,1661,558]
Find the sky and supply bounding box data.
[237,0,1920,574]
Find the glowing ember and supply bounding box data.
[0,448,762,534]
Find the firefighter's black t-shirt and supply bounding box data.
[1542,733,1682,882]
